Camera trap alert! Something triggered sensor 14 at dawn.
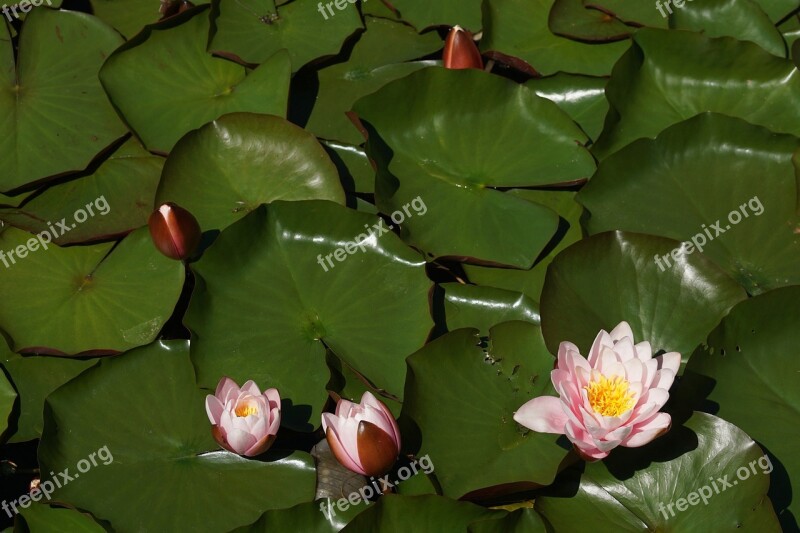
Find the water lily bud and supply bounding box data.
[148,202,201,261]
[205,377,281,457]
[443,25,484,70]
[322,392,401,477]
[514,322,676,461]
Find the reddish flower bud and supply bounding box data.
[148,202,201,261]
[443,26,483,70]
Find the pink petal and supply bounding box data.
[651,369,676,391]
[205,395,225,425]
[268,408,281,435]
[335,398,357,417]
[634,341,652,362]
[609,321,634,343]
[656,352,681,375]
[264,388,281,410]
[225,429,258,455]
[372,397,402,450]
[326,420,363,473]
[240,380,261,396]
[622,413,671,447]
[215,377,240,400]
[623,357,644,384]
[514,396,568,434]
[588,330,613,367]
[598,347,620,374]
[640,358,659,389]
[636,388,669,412]
[614,337,636,363]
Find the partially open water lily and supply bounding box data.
[205,377,281,457]
[514,322,678,460]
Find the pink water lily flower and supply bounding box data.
[205,377,281,457]
[322,392,401,477]
[514,322,679,460]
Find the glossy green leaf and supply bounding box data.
[581,0,669,27]
[442,283,540,334]
[526,74,609,141]
[463,189,584,302]
[536,413,780,532]
[0,362,15,438]
[468,508,548,533]
[90,0,209,38]
[0,138,163,245]
[156,112,345,232]
[99,7,291,153]
[17,505,104,533]
[403,322,571,498]
[579,113,800,294]
[39,340,317,532]
[342,495,501,532]
[233,500,362,533]
[208,0,361,69]
[548,0,630,42]
[593,28,800,158]
[188,200,432,430]
[387,0,483,30]
[540,231,747,361]
[680,286,800,525]
[303,16,442,145]
[0,226,184,355]
[0,343,96,443]
[356,67,592,268]
[0,9,125,192]
[481,0,630,76]
[322,141,375,195]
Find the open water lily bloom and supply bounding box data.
[205,377,281,457]
[514,322,679,460]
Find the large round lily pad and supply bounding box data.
[0,226,184,355]
[38,340,317,532]
[355,67,593,268]
[0,9,126,192]
[0,365,15,439]
[99,6,291,154]
[156,112,345,232]
[187,200,433,430]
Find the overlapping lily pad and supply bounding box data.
[536,413,780,531]
[580,114,800,294]
[386,0,483,30]
[442,283,540,334]
[187,200,432,430]
[0,9,126,192]
[0,366,15,439]
[342,495,502,531]
[355,67,592,268]
[0,138,163,245]
[156,113,345,232]
[99,7,291,153]
[403,321,571,498]
[540,231,747,361]
[680,286,800,525]
[593,28,800,159]
[526,75,609,141]
[0,227,184,355]
[208,0,362,69]
[38,341,317,532]
[17,505,105,532]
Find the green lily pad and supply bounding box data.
[548,0,631,42]
[442,283,540,334]
[593,28,800,159]
[156,112,345,232]
[481,0,630,76]
[355,67,592,268]
[582,0,668,27]
[670,0,786,57]
[188,200,432,430]
[99,6,291,154]
[303,16,442,145]
[463,189,584,302]
[0,343,97,443]
[579,113,800,295]
[387,0,483,30]
[680,286,800,525]
[403,321,571,498]
[342,495,501,532]
[0,138,163,245]
[468,508,548,532]
[17,505,105,533]
[0,9,126,192]
[233,500,363,533]
[536,413,780,532]
[540,231,747,361]
[0,363,15,438]
[526,74,609,141]
[38,340,317,532]
[208,0,362,69]
[0,226,184,355]
[91,0,210,38]
[321,141,375,195]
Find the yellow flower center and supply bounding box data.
[235,403,259,418]
[585,375,636,417]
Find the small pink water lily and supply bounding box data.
[514,322,679,460]
[322,392,402,477]
[205,377,281,457]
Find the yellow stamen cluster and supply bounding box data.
[235,403,259,417]
[585,375,636,417]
